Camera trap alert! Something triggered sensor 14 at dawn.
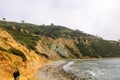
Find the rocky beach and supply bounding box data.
[34,60,93,80]
[33,59,120,80]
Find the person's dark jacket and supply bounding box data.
[13,70,20,79]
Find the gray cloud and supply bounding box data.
[0,0,120,40]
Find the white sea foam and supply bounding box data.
[89,71,97,76]
[63,61,74,70]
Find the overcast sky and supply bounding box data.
[0,0,120,40]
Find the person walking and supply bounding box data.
[13,68,20,80]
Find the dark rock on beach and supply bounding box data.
[34,60,93,80]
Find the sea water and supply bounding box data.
[63,59,120,80]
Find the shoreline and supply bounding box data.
[33,58,120,80]
[34,60,73,80]
[33,60,92,80]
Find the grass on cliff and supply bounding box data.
[1,20,120,58]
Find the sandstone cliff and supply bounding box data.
[0,20,120,80]
[0,28,50,80]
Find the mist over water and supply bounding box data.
[63,59,120,80]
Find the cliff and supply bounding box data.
[0,28,50,80]
[0,20,120,79]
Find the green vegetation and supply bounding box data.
[90,40,120,57]
[0,46,7,51]
[0,20,120,58]
[0,24,39,51]
[8,48,27,61]
[0,21,72,50]
[76,42,99,58]
[65,45,80,58]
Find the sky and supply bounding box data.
[0,0,120,40]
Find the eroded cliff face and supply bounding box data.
[0,27,83,80]
[0,28,50,80]
[36,37,84,60]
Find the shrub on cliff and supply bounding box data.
[0,46,7,51]
[8,48,27,61]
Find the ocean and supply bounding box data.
[35,58,120,80]
[62,58,120,80]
